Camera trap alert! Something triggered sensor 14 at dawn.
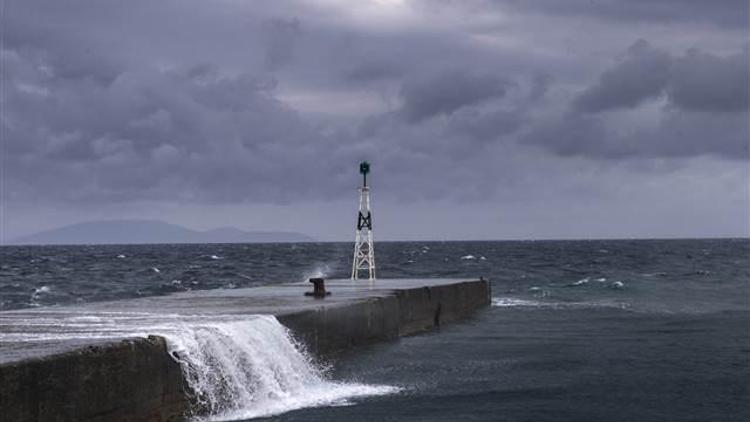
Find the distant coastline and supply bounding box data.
[9,220,315,245]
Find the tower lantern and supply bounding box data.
[352,161,375,280]
[360,161,370,187]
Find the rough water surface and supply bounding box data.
[1,239,748,421]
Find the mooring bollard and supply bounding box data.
[305,277,331,298]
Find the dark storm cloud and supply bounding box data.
[574,40,749,113]
[524,111,750,160]
[668,49,750,112]
[495,0,749,29]
[4,42,353,203]
[641,111,749,158]
[399,70,511,122]
[573,40,671,112]
[2,0,748,216]
[530,39,749,160]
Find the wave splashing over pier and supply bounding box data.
[0,312,399,420]
[168,315,398,421]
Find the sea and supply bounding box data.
[1,239,748,421]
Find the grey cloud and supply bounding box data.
[523,114,612,158]
[4,18,123,87]
[641,111,749,158]
[446,109,525,142]
[343,61,403,83]
[262,17,302,70]
[528,72,552,102]
[399,70,511,122]
[526,40,749,160]
[4,43,350,204]
[524,110,749,160]
[669,50,749,112]
[574,40,671,112]
[3,0,748,229]
[495,0,749,29]
[574,41,749,113]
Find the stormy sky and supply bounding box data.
[1,0,748,241]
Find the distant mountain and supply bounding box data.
[10,220,315,245]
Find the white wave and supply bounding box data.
[492,297,629,310]
[610,281,625,289]
[152,267,161,273]
[528,287,550,297]
[492,297,546,307]
[569,277,589,286]
[116,254,126,259]
[641,272,667,277]
[31,286,51,302]
[460,255,476,260]
[210,255,222,260]
[0,313,399,420]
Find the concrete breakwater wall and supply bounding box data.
[0,336,187,422]
[0,279,490,422]
[279,280,492,355]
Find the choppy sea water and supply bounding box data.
[1,239,749,421]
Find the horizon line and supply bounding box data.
[2,236,748,247]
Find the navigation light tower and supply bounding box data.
[351,161,376,280]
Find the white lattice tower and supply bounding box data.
[352,162,375,280]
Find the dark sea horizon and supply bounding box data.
[1,239,748,421]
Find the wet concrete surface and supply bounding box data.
[0,278,478,364]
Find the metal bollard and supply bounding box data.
[305,277,331,298]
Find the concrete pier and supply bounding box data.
[0,278,490,422]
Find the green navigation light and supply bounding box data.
[359,161,370,187]
[359,161,370,175]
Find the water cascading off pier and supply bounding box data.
[0,312,398,421]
